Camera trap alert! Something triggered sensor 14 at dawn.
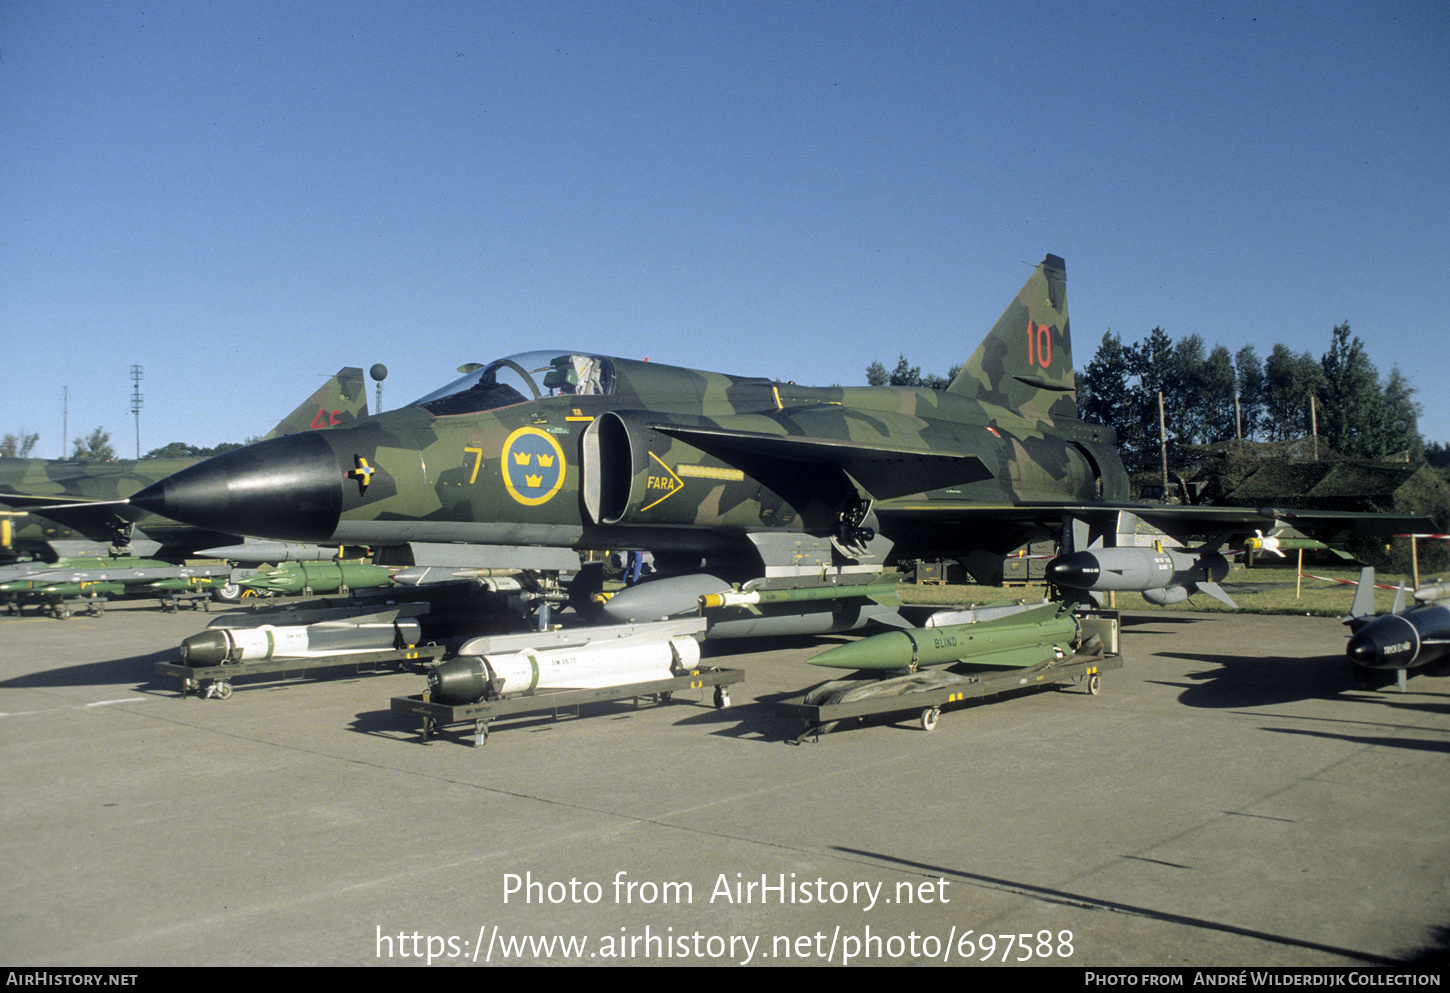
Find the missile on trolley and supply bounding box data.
[1045,545,1235,607]
[1345,602,1450,671]
[237,560,399,594]
[197,541,353,563]
[150,575,228,592]
[699,579,900,609]
[27,580,128,598]
[390,566,526,587]
[0,577,49,593]
[603,573,904,640]
[1,560,235,604]
[179,610,424,665]
[808,600,1079,672]
[2,575,131,595]
[0,557,114,584]
[1342,568,1450,673]
[32,562,233,587]
[1,557,175,586]
[427,628,702,705]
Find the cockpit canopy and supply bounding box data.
[413,351,617,416]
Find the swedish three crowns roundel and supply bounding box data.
[501,427,567,506]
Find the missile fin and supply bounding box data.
[1349,567,1378,620]
[1195,582,1237,609]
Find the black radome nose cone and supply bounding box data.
[1045,552,1096,589]
[131,431,344,543]
[1346,634,1379,666]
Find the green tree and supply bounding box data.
[1122,327,1177,470]
[865,357,960,391]
[1196,344,1237,445]
[1,430,40,457]
[144,442,208,459]
[1378,366,1423,459]
[70,427,117,462]
[1263,345,1323,441]
[888,356,923,386]
[1078,330,1135,442]
[1318,322,1385,457]
[1234,346,1266,440]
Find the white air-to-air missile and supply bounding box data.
[180,609,424,665]
[427,624,703,705]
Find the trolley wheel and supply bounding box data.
[54,606,70,620]
[919,707,941,732]
[209,680,233,701]
[713,685,731,709]
[213,582,243,604]
[1087,673,1101,696]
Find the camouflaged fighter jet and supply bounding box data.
[1,367,368,561]
[126,256,1429,632]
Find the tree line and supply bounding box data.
[1076,323,1422,471]
[869,322,1426,473]
[0,427,248,462]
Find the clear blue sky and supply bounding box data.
[3,0,1447,456]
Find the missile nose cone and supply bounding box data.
[1345,613,1418,670]
[181,630,230,665]
[809,631,914,670]
[1045,552,1099,590]
[1346,634,1379,666]
[131,431,345,543]
[429,656,490,705]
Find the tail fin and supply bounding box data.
[947,254,1076,423]
[1349,567,1378,619]
[262,368,368,440]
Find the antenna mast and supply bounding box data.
[130,365,144,459]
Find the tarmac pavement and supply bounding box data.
[1,598,1447,967]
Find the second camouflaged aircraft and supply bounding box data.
[130,255,1424,634]
[1,368,368,561]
